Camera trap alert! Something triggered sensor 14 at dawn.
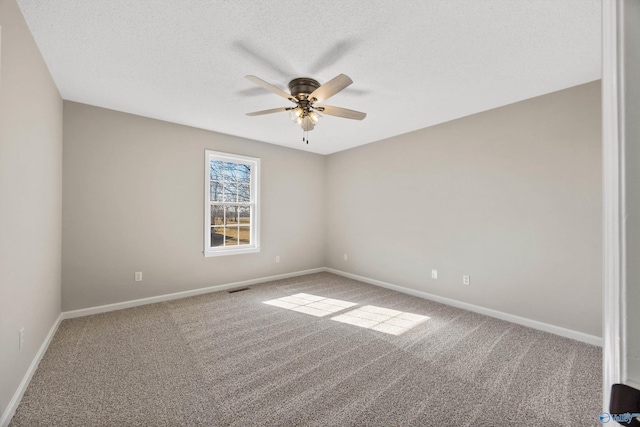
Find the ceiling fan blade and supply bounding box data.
[314,105,366,120]
[246,107,290,116]
[308,74,353,103]
[245,75,297,103]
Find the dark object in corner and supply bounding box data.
[227,287,250,294]
[610,383,640,426]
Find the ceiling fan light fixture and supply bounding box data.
[289,107,302,121]
[288,107,321,130]
[309,110,321,124]
[300,115,315,131]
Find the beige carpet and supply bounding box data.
[10,272,601,426]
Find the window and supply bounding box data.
[204,150,260,257]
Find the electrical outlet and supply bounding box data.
[135,272,142,282]
[19,328,24,350]
[463,275,470,285]
[431,270,438,279]
[344,253,348,261]
[276,256,280,263]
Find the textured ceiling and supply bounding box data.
[17,1,601,155]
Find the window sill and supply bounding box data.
[204,246,260,257]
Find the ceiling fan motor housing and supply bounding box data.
[288,78,320,99]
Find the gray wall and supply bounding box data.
[0,0,63,419]
[623,0,640,386]
[62,102,326,311]
[325,81,602,337]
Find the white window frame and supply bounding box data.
[204,150,260,257]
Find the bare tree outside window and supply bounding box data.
[209,161,252,247]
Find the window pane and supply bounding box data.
[223,182,237,202]
[239,226,250,245]
[225,206,238,225]
[238,206,250,224]
[205,151,259,256]
[224,162,237,181]
[211,205,224,226]
[210,181,223,202]
[237,164,251,183]
[238,183,250,202]
[210,160,223,180]
[211,227,224,247]
[224,226,240,245]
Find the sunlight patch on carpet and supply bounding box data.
[263,293,429,335]
[263,293,357,317]
[331,305,430,335]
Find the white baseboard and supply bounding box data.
[325,268,602,347]
[0,313,63,427]
[63,268,325,319]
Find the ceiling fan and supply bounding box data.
[245,74,366,142]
